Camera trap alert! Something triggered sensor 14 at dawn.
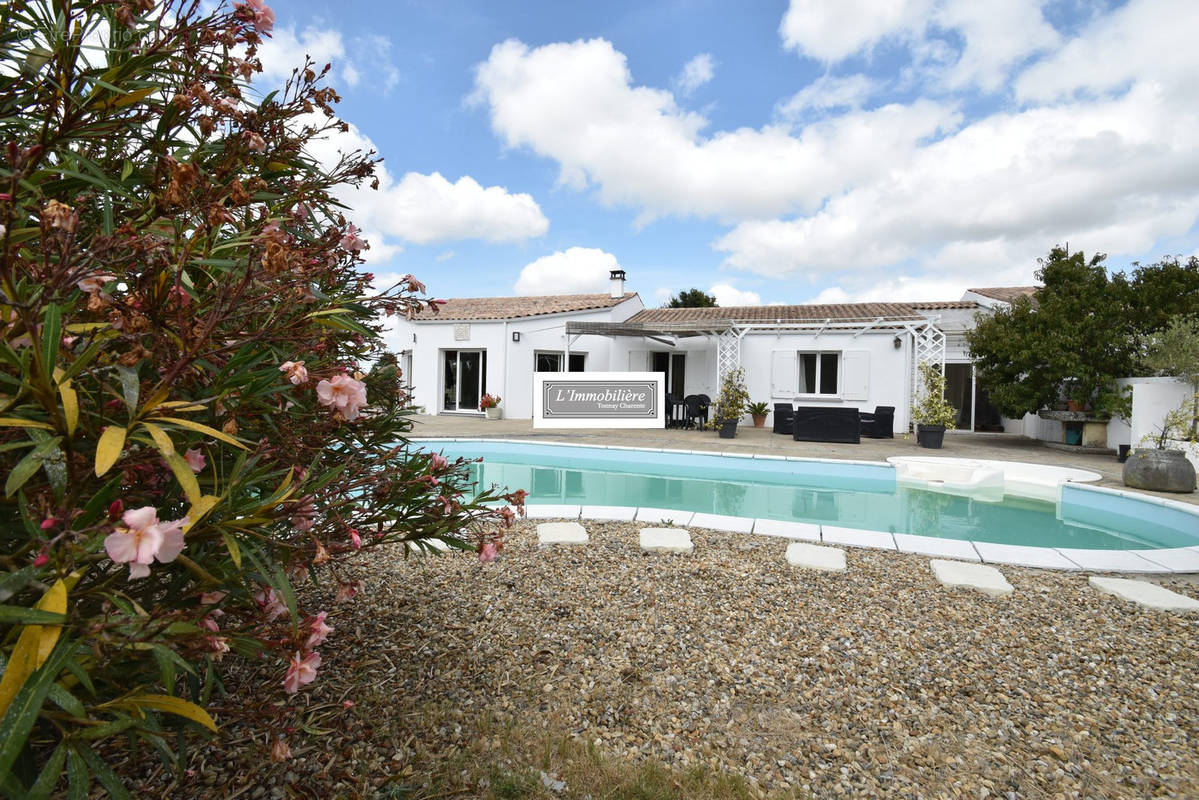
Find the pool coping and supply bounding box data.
[412,437,1199,574]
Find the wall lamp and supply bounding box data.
[893,335,903,349]
[511,331,521,342]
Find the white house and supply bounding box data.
[393,271,1036,435]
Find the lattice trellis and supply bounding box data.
[911,322,946,401]
[716,328,743,386]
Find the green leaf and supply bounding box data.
[5,448,44,497]
[76,744,131,800]
[46,682,85,718]
[116,366,139,414]
[0,638,72,785]
[25,740,66,800]
[40,304,61,381]
[0,607,66,625]
[65,746,87,800]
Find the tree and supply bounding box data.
[967,247,1138,417]
[665,288,717,307]
[1126,256,1199,333]
[1144,315,1199,438]
[0,1,522,792]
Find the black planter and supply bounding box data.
[718,420,738,439]
[1117,444,1131,463]
[917,424,946,449]
[1122,448,1196,493]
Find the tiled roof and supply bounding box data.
[413,293,637,321]
[628,302,924,324]
[967,286,1038,302]
[910,300,980,310]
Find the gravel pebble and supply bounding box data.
[117,521,1199,798]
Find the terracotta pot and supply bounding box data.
[752,415,767,428]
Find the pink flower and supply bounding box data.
[339,223,366,252]
[479,542,499,563]
[292,202,309,220]
[270,738,292,762]
[200,613,221,633]
[200,590,227,605]
[256,588,287,620]
[283,650,321,694]
[235,0,275,33]
[103,506,189,579]
[279,360,308,385]
[430,453,448,471]
[335,580,363,603]
[244,132,267,153]
[76,272,115,293]
[349,528,362,549]
[33,552,50,568]
[208,637,230,659]
[290,497,315,531]
[184,448,205,473]
[316,374,367,421]
[306,611,333,649]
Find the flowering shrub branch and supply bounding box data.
[0,1,522,793]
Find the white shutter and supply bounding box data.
[841,350,869,400]
[770,350,797,398]
[627,350,650,371]
[685,350,709,394]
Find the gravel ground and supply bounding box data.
[120,521,1199,799]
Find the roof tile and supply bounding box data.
[414,293,637,321]
[628,302,923,324]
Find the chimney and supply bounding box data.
[609,269,626,299]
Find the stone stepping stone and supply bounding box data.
[404,538,449,555]
[930,559,1013,597]
[537,522,589,547]
[784,542,846,573]
[1089,577,1199,611]
[639,528,693,554]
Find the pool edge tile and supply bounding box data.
[820,526,897,551]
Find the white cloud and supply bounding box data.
[779,0,933,62]
[674,53,715,96]
[471,38,958,223]
[710,283,761,306]
[301,117,549,256]
[258,26,347,86]
[514,248,622,295]
[716,78,1199,278]
[775,75,878,121]
[778,0,1058,93]
[653,287,674,304]
[936,0,1059,92]
[1016,0,1199,102]
[256,26,399,96]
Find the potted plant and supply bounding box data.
[911,363,957,448]
[1123,393,1198,493]
[711,368,749,439]
[479,393,503,420]
[747,401,770,428]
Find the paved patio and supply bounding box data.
[407,413,1198,508]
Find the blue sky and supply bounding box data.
[256,0,1199,310]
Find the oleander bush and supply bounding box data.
[0,1,522,795]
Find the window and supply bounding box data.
[443,349,487,411]
[535,351,586,372]
[798,352,839,395]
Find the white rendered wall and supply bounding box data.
[1130,377,1198,469]
[612,331,912,434]
[393,299,643,419]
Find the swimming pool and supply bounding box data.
[417,439,1199,563]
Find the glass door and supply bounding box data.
[443,349,487,411]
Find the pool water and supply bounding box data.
[423,440,1199,552]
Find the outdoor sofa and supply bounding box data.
[791,406,861,444]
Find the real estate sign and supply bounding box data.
[533,371,664,429]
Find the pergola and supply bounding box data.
[565,315,947,398]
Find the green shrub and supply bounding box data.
[0,2,522,794]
